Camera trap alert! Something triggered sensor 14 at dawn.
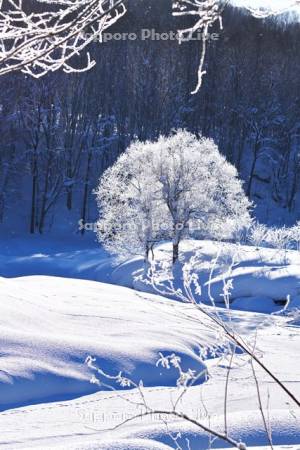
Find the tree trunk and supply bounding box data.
[0,194,4,224]
[236,126,246,173]
[39,154,51,234]
[67,188,73,211]
[81,150,92,235]
[247,136,260,198]
[145,243,150,263]
[173,242,179,264]
[287,169,298,212]
[30,152,37,234]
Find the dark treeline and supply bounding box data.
[1,1,300,233]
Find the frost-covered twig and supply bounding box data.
[86,352,247,449]
[110,409,247,449]
[85,244,299,450]
[224,348,234,437]
[173,0,300,94]
[144,253,300,408]
[173,0,225,93]
[245,1,300,19]
[250,359,274,450]
[0,0,126,77]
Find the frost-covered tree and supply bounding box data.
[247,222,268,249]
[96,140,172,261]
[245,1,300,19]
[96,130,251,263]
[290,221,300,250]
[153,131,252,262]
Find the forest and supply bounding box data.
[1,1,300,234]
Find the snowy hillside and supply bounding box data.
[0,275,211,409]
[0,273,299,448]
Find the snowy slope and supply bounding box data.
[0,275,299,448]
[112,240,300,312]
[0,235,115,282]
[0,275,213,409]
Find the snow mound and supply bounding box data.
[0,275,299,448]
[0,275,213,409]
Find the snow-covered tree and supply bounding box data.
[247,222,268,248]
[96,130,251,263]
[290,221,300,250]
[96,140,172,261]
[265,227,292,255]
[245,1,300,19]
[154,131,252,262]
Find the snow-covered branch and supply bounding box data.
[173,0,225,94]
[86,353,248,449]
[173,0,300,94]
[0,0,126,77]
[245,1,300,19]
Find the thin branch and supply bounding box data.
[0,0,127,76]
[250,358,274,450]
[108,409,247,449]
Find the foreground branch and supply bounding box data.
[0,0,126,77]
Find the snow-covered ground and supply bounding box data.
[112,240,300,313]
[0,234,115,283]
[0,236,299,448]
[0,276,299,448]
[2,236,300,313]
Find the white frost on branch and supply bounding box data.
[243,1,300,19]
[0,0,126,77]
[173,0,300,94]
[1,0,299,89]
[173,0,225,94]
